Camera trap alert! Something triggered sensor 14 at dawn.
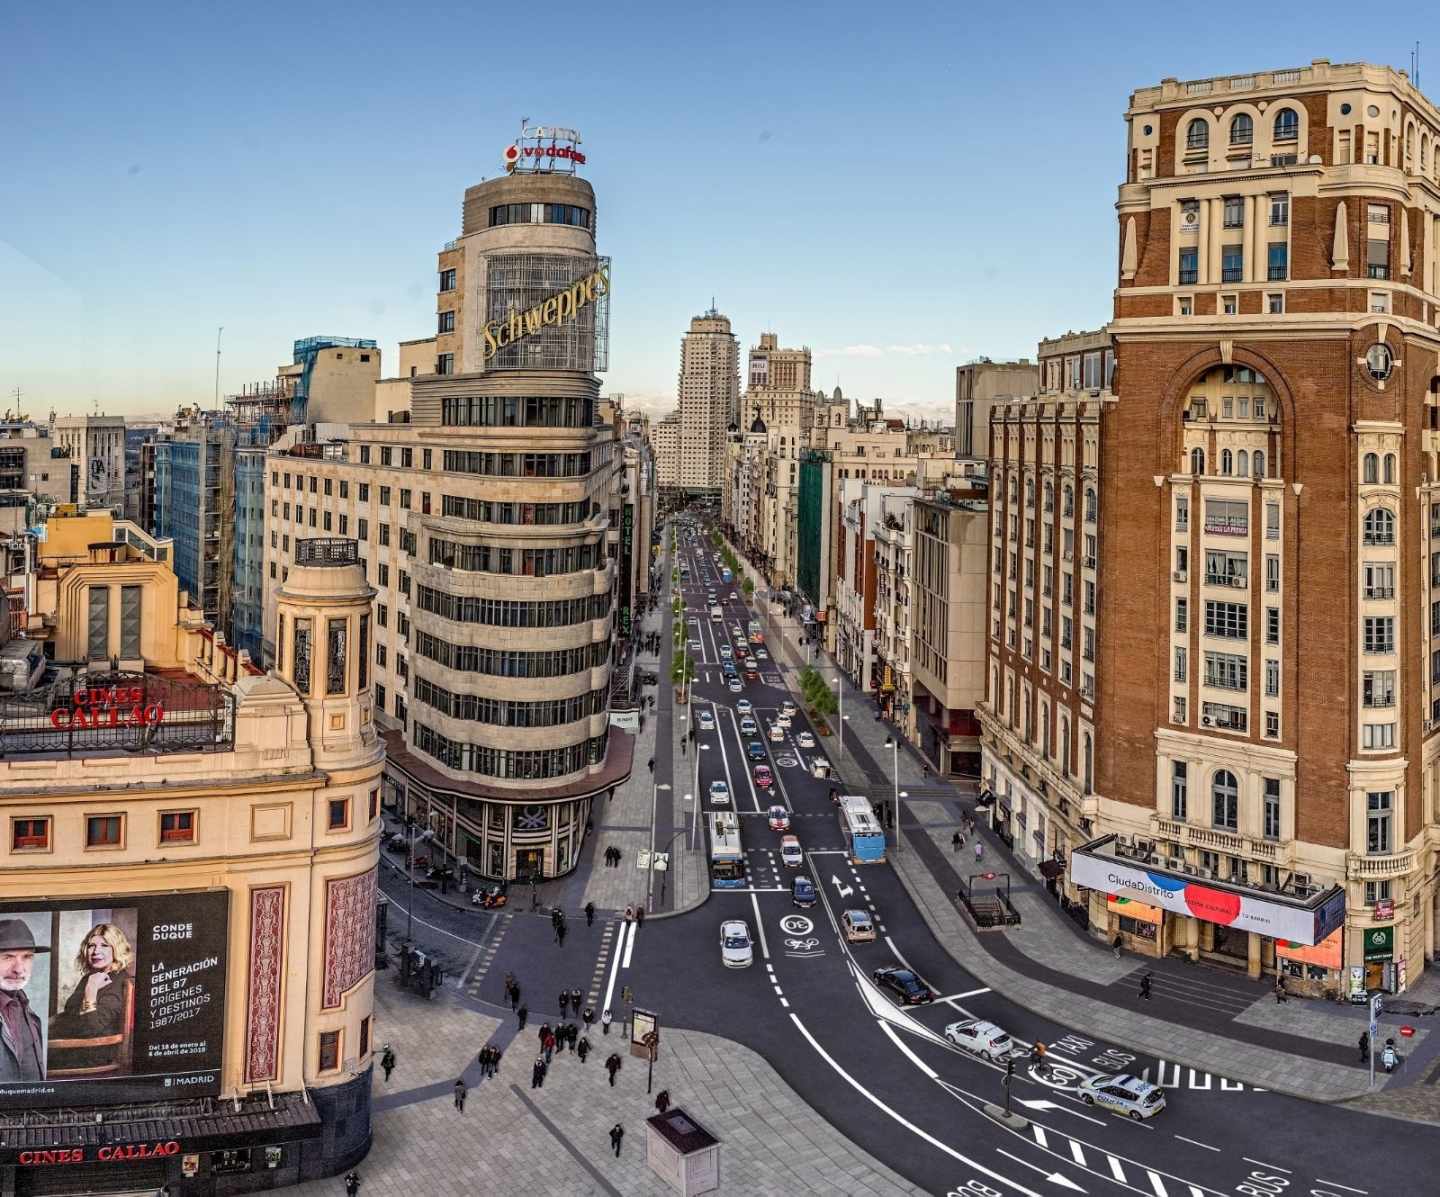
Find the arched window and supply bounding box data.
[1025,478,1035,508]
[1008,475,1018,501]
[989,666,999,705]
[1221,449,1233,475]
[1082,733,1093,793]
[1253,450,1265,478]
[1406,127,1416,168]
[1273,108,1299,141]
[1190,447,1206,475]
[1084,488,1096,523]
[1186,118,1209,150]
[1383,454,1396,484]
[1363,453,1379,484]
[1230,113,1253,145]
[1044,481,1054,513]
[1237,450,1249,478]
[1211,769,1239,830]
[1364,508,1396,545]
[1059,717,1070,777]
[1063,485,1074,517]
[1040,704,1050,758]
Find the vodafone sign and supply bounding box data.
[504,123,586,174]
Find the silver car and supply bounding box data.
[720,920,753,968]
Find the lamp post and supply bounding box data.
[834,676,845,763]
[405,815,437,942]
[690,741,711,852]
[883,737,902,855]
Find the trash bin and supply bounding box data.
[645,1106,720,1195]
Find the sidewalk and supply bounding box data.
[291,978,923,1196]
[724,534,1440,1115]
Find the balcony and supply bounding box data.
[1347,849,1415,880]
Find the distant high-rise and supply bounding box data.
[677,308,739,491]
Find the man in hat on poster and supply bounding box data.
[0,919,49,1081]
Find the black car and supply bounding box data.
[746,740,766,761]
[872,966,933,1005]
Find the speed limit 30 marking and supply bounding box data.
[780,914,814,936]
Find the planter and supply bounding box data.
[674,688,689,705]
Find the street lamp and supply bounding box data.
[883,737,902,855]
[405,813,437,941]
[690,741,711,851]
[834,676,846,763]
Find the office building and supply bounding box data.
[954,358,1039,461]
[54,414,126,512]
[676,308,739,493]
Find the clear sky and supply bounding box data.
[0,2,1422,420]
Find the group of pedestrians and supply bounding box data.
[602,846,624,868]
[551,905,568,946]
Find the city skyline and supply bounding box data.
[5,2,1425,416]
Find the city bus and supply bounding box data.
[837,796,887,864]
[709,811,745,888]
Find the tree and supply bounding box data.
[742,577,755,598]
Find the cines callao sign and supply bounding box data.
[481,264,610,362]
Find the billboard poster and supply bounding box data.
[1070,846,1337,946]
[0,890,229,1107]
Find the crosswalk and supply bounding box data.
[462,911,514,1000]
[585,920,618,1013]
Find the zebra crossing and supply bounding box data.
[462,911,514,999]
[585,919,619,1011]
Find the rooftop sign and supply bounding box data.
[504,122,586,175]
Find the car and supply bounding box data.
[736,699,753,716]
[943,1019,1014,1061]
[747,740,766,762]
[791,875,817,907]
[796,731,816,748]
[742,656,758,670]
[720,919,754,968]
[780,835,803,867]
[774,712,792,729]
[780,700,797,717]
[730,592,739,601]
[727,678,743,693]
[721,660,738,675]
[768,723,786,742]
[688,639,702,651]
[871,967,933,1005]
[842,909,876,942]
[756,648,770,660]
[708,780,731,805]
[1078,1074,1167,1120]
[697,709,715,731]
[767,805,791,831]
[775,753,799,768]
[719,644,733,658]
[753,764,773,788]
[739,715,758,735]
[744,667,759,681]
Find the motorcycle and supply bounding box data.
[1382,1039,1398,1073]
[472,883,508,909]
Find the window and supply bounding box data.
[1173,696,1187,723]
[328,798,350,831]
[1266,504,1280,540]
[327,618,348,695]
[1367,239,1390,279]
[1222,294,1238,316]
[1365,880,1392,907]
[1222,244,1243,283]
[1230,114,1253,145]
[438,310,455,334]
[437,353,454,375]
[1369,291,1391,314]
[160,811,196,844]
[358,614,369,690]
[1269,192,1289,226]
[1176,597,1188,632]
[11,817,49,851]
[1174,645,1187,681]
[119,584,142,659]
[1204,650,1247,691]
[1367,203,1390,224]
[1190,447,1205,475]
[1272,108,1298,140]
[318,1031,340,1072]
[1265,658,1279,697]
[1178,295,1193,316]
[1264,711,1279,738]
[1211,770,1239,831]
[1383,454,1396,484]
[1364,562,1394,599]
[379,485,392,506]
[1204,601,1247,639]
[1366,791,1393,854]
[1363,722,1396,750]
[359,483,370,502]
[1363,508,1395,545]
[1266,555,1279,591]
[1263,779,1281,840]
[1265,606,1280,645]
[294,617,312,693]
[360,1015,372,1059]
[1205,498,1248,535]
[1267,243,1288,281]
[440,267,456,292]
[1266,293,1284,314]
[1176,496,1189,530]
[1363,616,1394,654]
[1171,761,1188,818]
[1221,449,1233,475]
[87,585,109,660]
[1205,548,1247,586]
[1178,247,1198,285]
[1186,118,1209,150]
[86,814,123,848]
[1223,195,1244,227]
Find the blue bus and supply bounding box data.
[838,796,887,864]
[709,811,745,888]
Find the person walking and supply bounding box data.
[654,1088,671,1116]
[585,901,596,927]
[559,989,571,1017]
[635,906,645,929]
[567,1022,578,1052]
[609,1122,625,1158]
[974,841,984,863]
[1139,973,1152,1000]
[583,1005,596,1032]
[543,1031,556,1064]
[557,922,567,948]
[380,1046,396,1083]
[538,1021,551,1050]
[453,1079,467,1112]
[531,1055,546,1089]
[577,1036,591,1064]
[1359,1031,1370,1063]
[624,905,634,925]
[517,1004,528,1031]
[605,1052,622,1087]
[647,757,655,774]
[1274,976,1288,1004]
[570,987,583,1015]
[490,1046,502,1076]
[1111,934,1123,960]
[344,1171,361,1197]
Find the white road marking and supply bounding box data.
[1031,1125,1049,1148]
[788,1013,1046,1197]
[1314,1183,1366,1195]
[938,987,992,1001]
[1241,1158,1291,1173]
[601,922,632,1015]
[1068,1139,1086,1166]
[1147,1170,1169,1196]
[621,923,637,969]
[779,997,789,1007]
[879,1020,937,1078]
[1172,1135,1219,1153]
[1108,1155,1127,1183]
[749,892,770,959]
[994,1149,1088,1193]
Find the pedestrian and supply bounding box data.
[476,1046,490,1076]
[602,1008,613,1035]
[344,1170,361,1197]
[567,1023,577,1052]
[1274,976,1288,1004]
[531,1055,546,1089]
[517,1004,528,1031]
[606,1052,622,1087]
[583,1005,595,1030]
[951,831,962,851]
[624,904,634,925]
[655,1088,671,1116]
[585,901,596,927]
[974,841,983,862]
[557,922,567,948]
[1111,934,1123,960]
[539,1021,551,1048]
[577,1037,591,1063]
[543,1031,556,1064]
[1359,1031,1370,1063]
[559,989,571,1017]
[647,757,655,774]
[380,1046,396,1083]
[609,1122,625,1157]
[453,1079,467,1112]
[636,906,645,929]
[490,1045,502,1076]
[571,986,582,1014]
[1139,973,1152,1000]
[504,970,516,995]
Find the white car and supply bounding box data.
[709,780,731,805]
[774,712,792,730]
[796,731,816,749]
[780,835,803,867]
[736,699,753,716]
[780,700,797,717]
[739,715,758,735]
[727,678,743,692]
[719,645,733,659]
[1079,1074,1167,1120]
[756,648,770,660]
[697,709,715,731]
[768,723,786,742]
[944,1019,1014,1061]
[720,920,754,968]
[688,640,702,651]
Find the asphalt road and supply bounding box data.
[384,521,1438,1196]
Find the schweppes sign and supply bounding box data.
[482,264,610,361]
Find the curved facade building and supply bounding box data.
[264,161,634,882]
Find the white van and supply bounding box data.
[710,605,723,621]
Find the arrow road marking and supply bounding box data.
[831,873,854,899]
[995,1148,1088,1193]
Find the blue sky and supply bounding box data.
[0,2,1422,419]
